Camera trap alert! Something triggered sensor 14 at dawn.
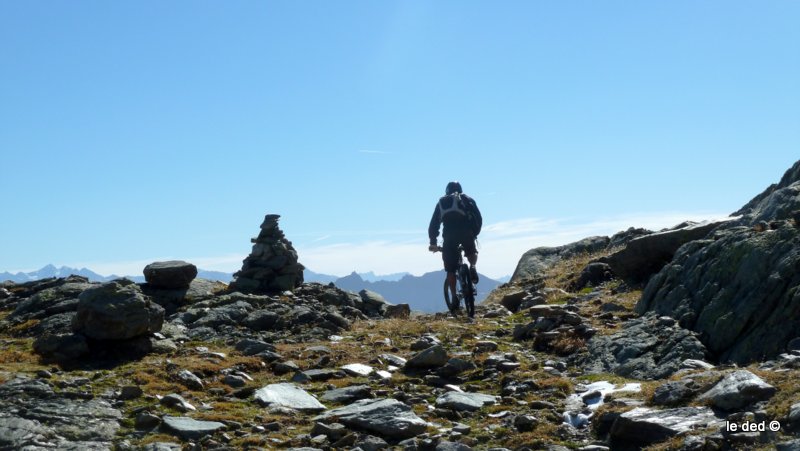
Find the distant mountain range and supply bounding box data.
[333,270,503,313]
[2,265,504,314]
[0,264,233,284]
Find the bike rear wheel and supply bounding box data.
[443,278,459,316]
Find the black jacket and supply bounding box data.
[428,193,482,245]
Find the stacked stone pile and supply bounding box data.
[229,214,304,294]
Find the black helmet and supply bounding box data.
[445,181,462,195]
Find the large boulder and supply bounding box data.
[510,236,610,284]
[602,219,730,282]
[72,280,165,340]
[143,261,198,289]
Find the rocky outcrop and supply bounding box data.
[229,214,304,294]
[602,219,731,282]
[697,370,776,410]
[510,236,609,284]
[0,377,122,450]
[143,261,198,289]
[576,314,708,380]
[637,223,800,363]
[636,160,800,364]
[609,407,722,449]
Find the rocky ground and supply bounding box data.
[1,250,799,451]
[1,160,799,451]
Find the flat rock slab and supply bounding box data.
[320,385,372,403]
[144,260,198,289]
[291,369,343,383]
[610,406,722,447]
[0,378,122,450]
[254,383,326,412]
[314,398,428,439]
[435,392,498,412]
[697,370,776,410]
[341,363,374,377]
[162,416,225,440]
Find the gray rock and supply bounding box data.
[576,314,708,380]
[176,369,204,390]
[242,310,280,330]
[0,377,122,450]
[72,281,164,340]
[135,412,162,430]
[161,416,225,440]
[119,386,143,400]
[235,338,274,356]
[384,303,411,318]
[222,375,247,388]
[321,385,372,403]
[410,335,440,351]
[435,392,497,412]
[603,220,729,282]
[473,341,499,353]
[141,443,181,451]
[500,290,527,312]
[405,344,449,369]
[436,441,473,451]
[341,363,374,377]
[33,333,90,362]
[160,393,196,412]
[314,398,428,439]
[572,262,613,290]
[360,289,389,307]
[637,222,800,363]
[789,402,800,428]
[254,383,326,412]
[609,407,722,448]
[510,236,610,283]
[379,354,407,367]
[777,439,800,451]
[292,369,343,383]
[697,370,776,410]
[652,380,696,406]
[143,260,198,289]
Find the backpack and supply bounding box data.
[439,193,482,236]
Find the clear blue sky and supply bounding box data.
[1,1,798,279]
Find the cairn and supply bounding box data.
[229,214,304,293]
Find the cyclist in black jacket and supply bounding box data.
[428,181,482,306]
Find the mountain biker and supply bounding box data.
[428,181,482,309]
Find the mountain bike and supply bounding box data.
[434,245,476,318]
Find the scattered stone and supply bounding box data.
[513,414,537,432]
[341,363,374,377]
[435,392,497,412]
[254,383,326,412]
[161,416,225,440]
[500,290,528,312]
[119,386,143,400]
[160,394,196,412]
[143,261,198,289]
[405,344,449,369]
[379,354,407,367]
[697,370,777,410]
[235,338,274,356]
[176,370,204,390]
[314,398,428,439]
[384,303,411,318]
[321,385,372,403]
[473,341,499,353]
[681,359,715,370]
[410,335,441,351]
[292,369,344,383]
[135,412,162,430]
[222,375,247,388]
[652,380,696,406]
